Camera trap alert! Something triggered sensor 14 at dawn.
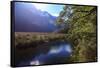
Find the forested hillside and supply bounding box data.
[56,5,97,62]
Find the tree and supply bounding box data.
[56,5,97,62]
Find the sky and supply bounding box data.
[13,1,65,16]
[14,1,65,16]
[33,3,65,16]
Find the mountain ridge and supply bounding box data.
[15,3,57,32]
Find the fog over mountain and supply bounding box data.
[15,3,57,32]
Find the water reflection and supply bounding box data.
[30,42,72,65]
[18,41,72,66]
[49,44,72,54]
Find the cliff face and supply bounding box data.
[56,5,97,62]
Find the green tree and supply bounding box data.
[56,5,97,62]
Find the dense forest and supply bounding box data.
[56,5,97,62]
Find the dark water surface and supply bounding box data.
[18,41,72,66]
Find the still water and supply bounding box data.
[18,41,72,66]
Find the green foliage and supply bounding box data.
[56,5,97,62]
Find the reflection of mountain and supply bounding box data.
[15,3,57,32]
